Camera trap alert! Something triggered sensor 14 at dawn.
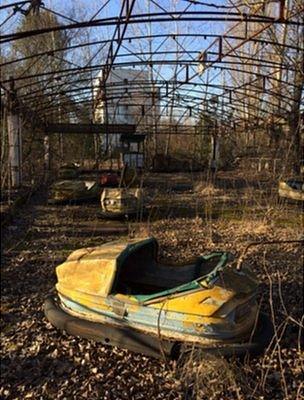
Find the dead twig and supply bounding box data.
[236,239,304,270]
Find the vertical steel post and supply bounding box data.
[7,79,22,188]
[101,67,109,155]
[185,64,189,82]
[44,134,50,182]
[279,0,285,21]
[218,36,223,62]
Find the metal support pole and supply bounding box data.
[185,64,189,82]
[44,134,50,181]
[210,122,219,181]
[101,68,109,155]
[279,0,285,21]
[218,36,223,61]
[7,79,22,188]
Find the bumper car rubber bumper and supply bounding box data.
[44,296,273,359]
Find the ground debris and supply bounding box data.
[1,182,302,400]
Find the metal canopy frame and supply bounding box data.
[1,0,303,137]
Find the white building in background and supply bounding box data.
[94,68,160,154]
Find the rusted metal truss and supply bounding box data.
[45,123,136,135]
[0,0,303,136]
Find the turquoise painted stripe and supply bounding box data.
[61,296,218,338]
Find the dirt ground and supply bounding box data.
[1,171,303,399]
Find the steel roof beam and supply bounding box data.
[2,10,302,44]
[2,33,300,68]
[45,123,136,134]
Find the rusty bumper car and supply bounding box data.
[44,237,273,359]
[278,179,304,202]
[48,180,101,204]
[58,163,80,179]
[100,188,145,218]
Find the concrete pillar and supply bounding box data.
[210,133,220,174]
[7,108,22,188]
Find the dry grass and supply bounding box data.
[194,182,225,196]
[1,171,303,399]
[151,213,303,400]
[173,351,244,400]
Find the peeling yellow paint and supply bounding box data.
[149,287,233,317]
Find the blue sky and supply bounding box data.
[0,1,235,122]
[1,0,225,84]
[1,1,301,125]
